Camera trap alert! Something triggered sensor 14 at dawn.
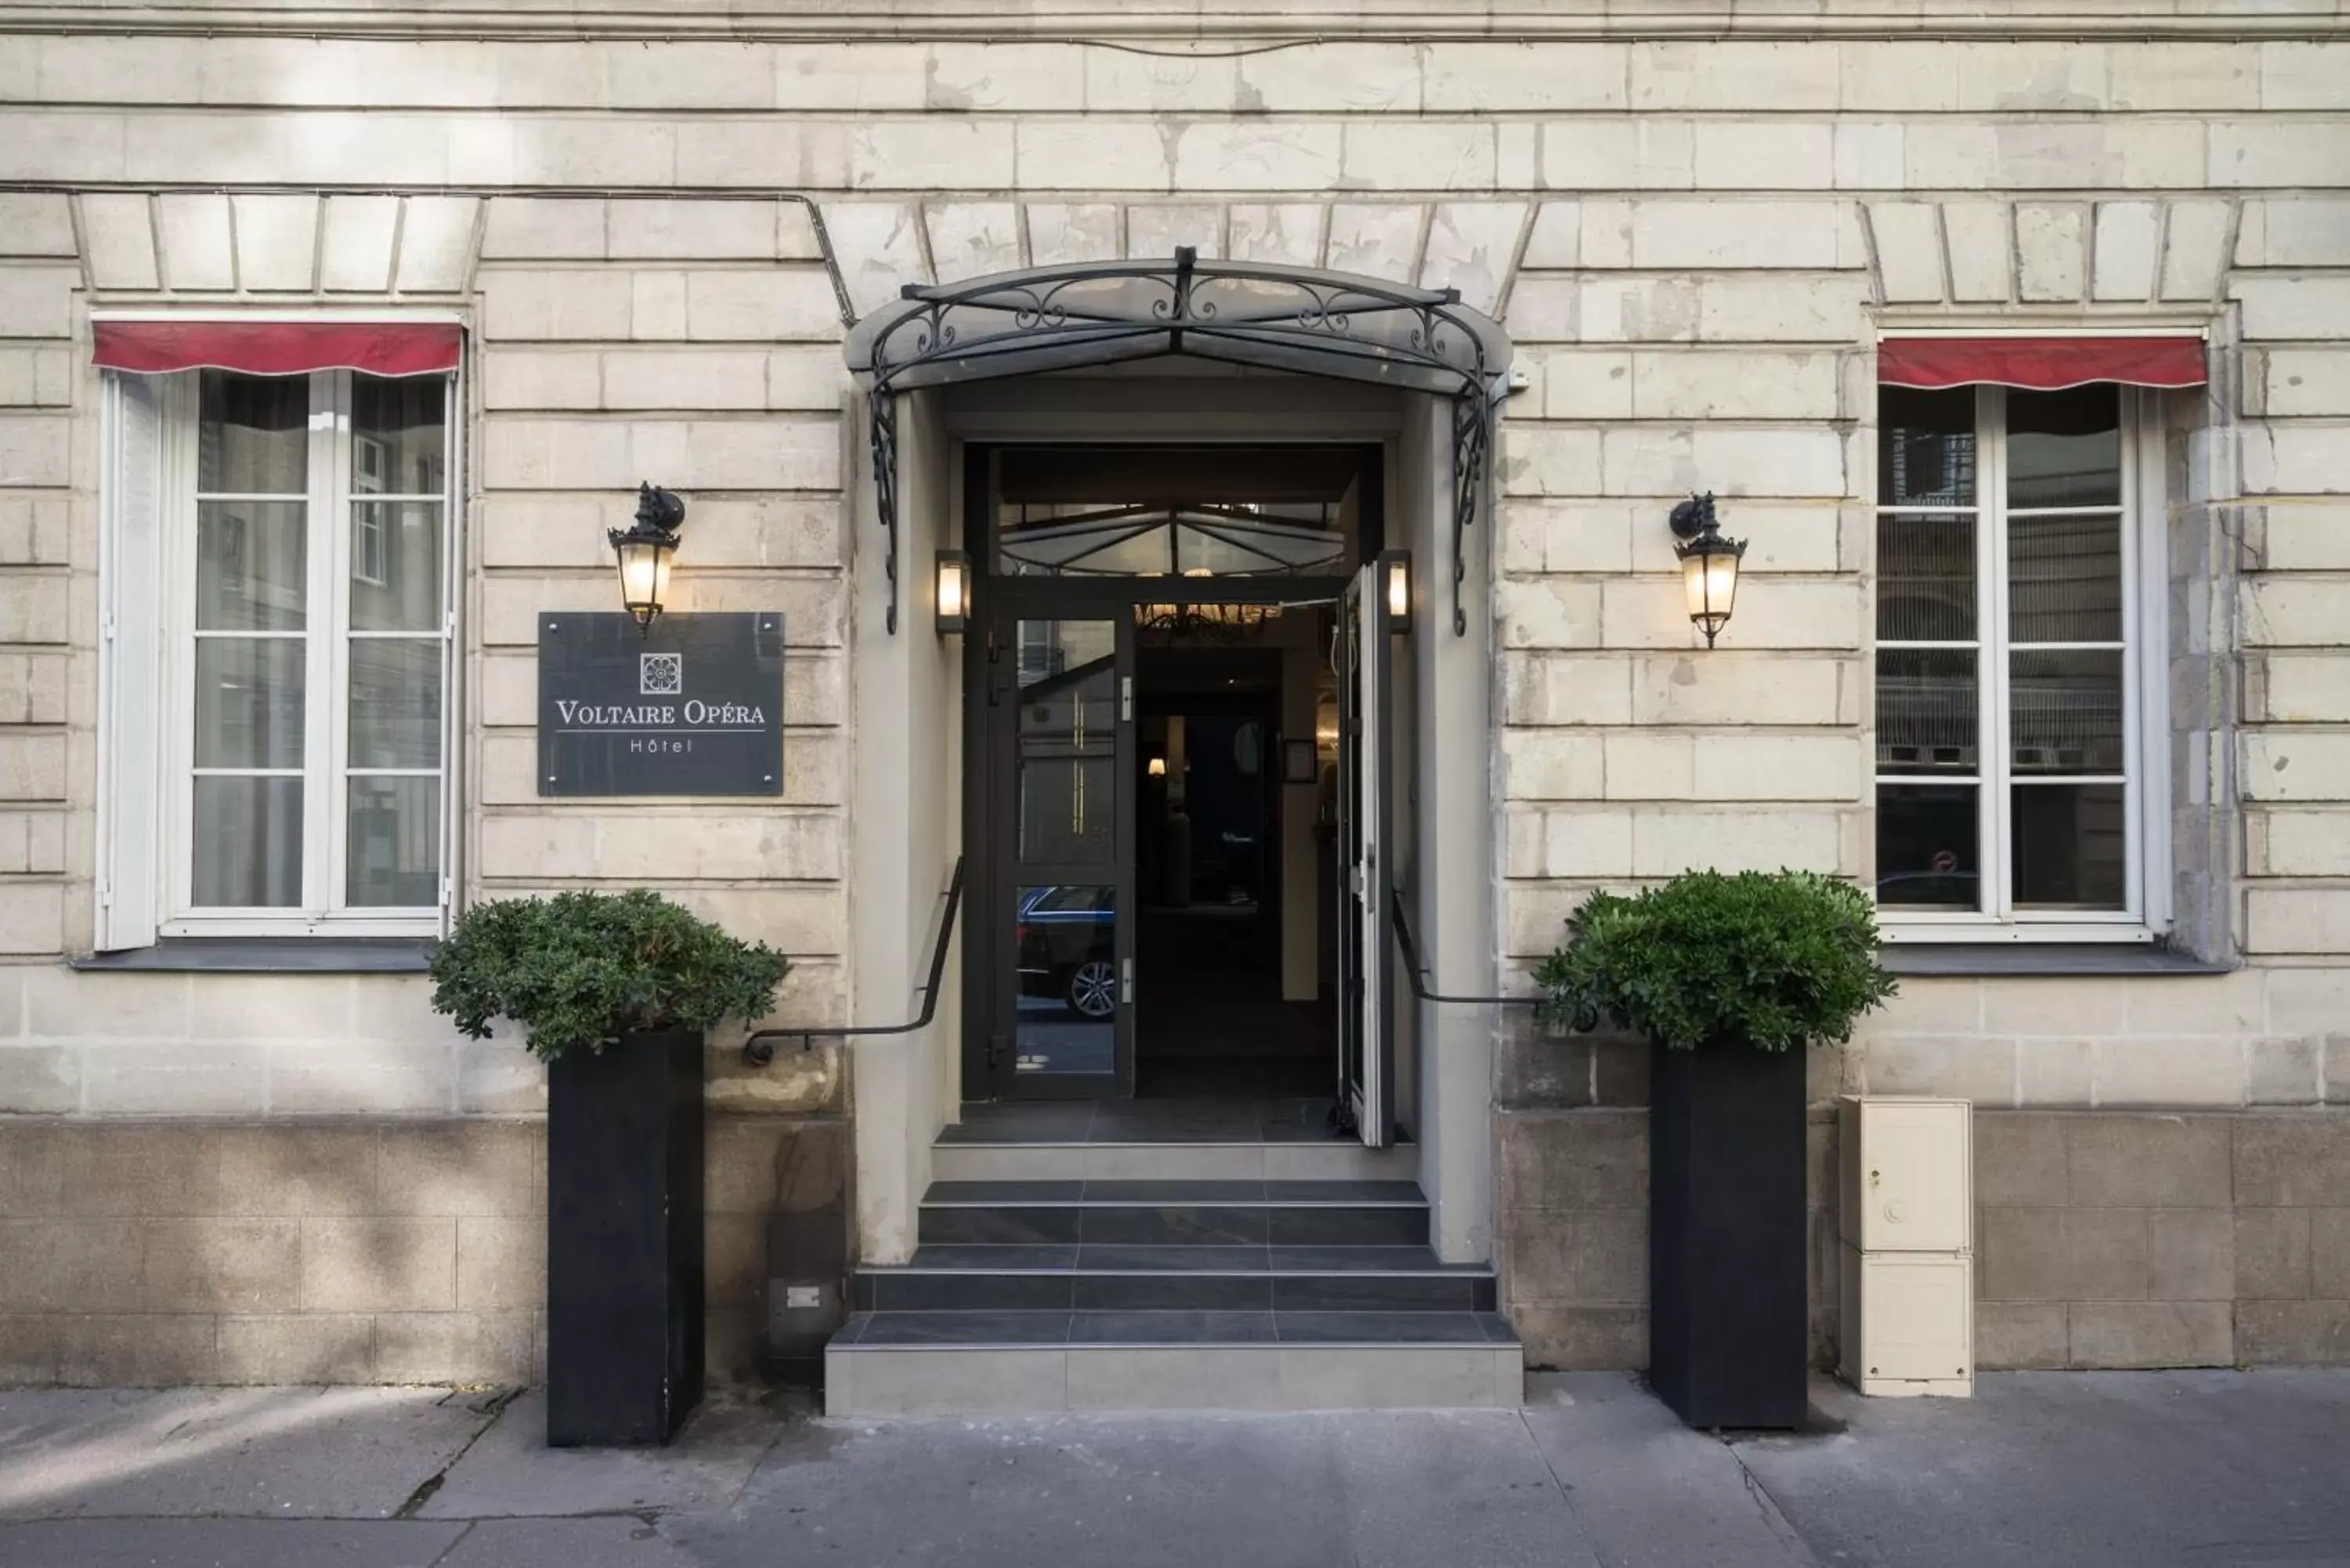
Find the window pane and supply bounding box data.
[2008,513,2121,644]
[349,639,443,768]
[194,638,306,768]
[2013,782,2127,909]
[197,501,307,630]
[193,775,302,906]
[1014,883,1117,1074]
[2008,385,2120,509]
[1876,649,1978,773]
[1877,513,1976,641]
[1016,620,1119,865]
[2011,651,2125,775]
[350,376,447,496]
[1878,387,1976,508]
[198,372,309,494]
[347,776,441,907]
[1877,784,1979,909]
[350,500,444,630]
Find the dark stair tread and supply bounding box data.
[873,1244,1488,1276]
[833,1310,1519,1349]
[920,1179,1427,1206]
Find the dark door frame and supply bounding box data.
[974,594,1137,1100]
[960,441,1385,1102]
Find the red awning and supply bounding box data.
[93,320,461,378]
[1878,335,2204,392]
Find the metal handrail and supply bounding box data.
[1388,888,1542,1009]
[741,855,965,1066]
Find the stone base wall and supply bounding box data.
[1977,1111,2350,1369]
[1496,1101,1846,1373]
[0,1113,847,1386]
[1498,1083,2350,1371]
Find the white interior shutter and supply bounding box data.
[95,372,165,951]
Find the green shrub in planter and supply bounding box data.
[429,890,790,1062]
[1539,870,1896,1429]
[1533,869,1896,1052]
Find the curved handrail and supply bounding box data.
[741,855,965,1066]
[1388,887,1542,1009]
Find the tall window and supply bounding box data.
[1874,382,2164,939]
[168,369,453,933]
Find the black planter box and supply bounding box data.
[1648,1039,1808,1431]
[547,1029,706,1447]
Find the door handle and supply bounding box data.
[1120,676,1133,722]
[1120,956,1133,1004]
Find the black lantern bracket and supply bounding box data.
[616,481,685,544]
[1668,490,1717,542]
[843,249,1513,638]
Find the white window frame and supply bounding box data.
[1875,382,2171,945]
[137,364,458,939]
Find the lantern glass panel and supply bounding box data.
[614,537,674,623]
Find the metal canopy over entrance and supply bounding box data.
[843,247,1512,636]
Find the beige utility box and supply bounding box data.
[1839,1096,1972,1253]
[1839,1248,1974,1396]
[1837,1096,1974,1398]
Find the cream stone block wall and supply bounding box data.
[1849,970,2350,1111]
[1497,179,1874,986]
[0,968,528,1117]
[470,196,851,1078]
[2235,186,2350,974]
[0,201,78,970]
[0,24,2340,1138]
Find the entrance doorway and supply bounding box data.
[962,444,1396,1135]
[1133,626,1329,1098]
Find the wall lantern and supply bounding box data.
[1379,549,1412,634]
[1669,493,1746,649]
[609,482,685,631]
[935,548,971,635]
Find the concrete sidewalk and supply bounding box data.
[1,1371,2346,1567]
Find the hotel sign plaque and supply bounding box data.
[537,612,785,797]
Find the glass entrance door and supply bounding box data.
[1336,562,1394,1147]
[981,610,1136,1097]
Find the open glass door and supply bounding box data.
[983,609,1137,1097]
[1336,563,1394,1147]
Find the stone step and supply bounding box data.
[929,1139,1418,1184]
[855,1244,1496,1313]
[826,1310,1524,1415]
[917,1179,1430,1247]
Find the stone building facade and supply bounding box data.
[0,1,2346,1390]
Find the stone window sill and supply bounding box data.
[70,938,434,974]
[1880,944,2233,978]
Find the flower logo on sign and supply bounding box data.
[640,652,682,696]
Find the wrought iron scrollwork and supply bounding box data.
[1450,386,1489,638]
[851,247,1506,638]
[869,386,900,634]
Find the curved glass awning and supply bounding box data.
[846,251,1510,398]
[842,248,1513,635]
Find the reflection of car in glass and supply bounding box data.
[1875,870,1979,908]
[1017,886,1117,1020]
